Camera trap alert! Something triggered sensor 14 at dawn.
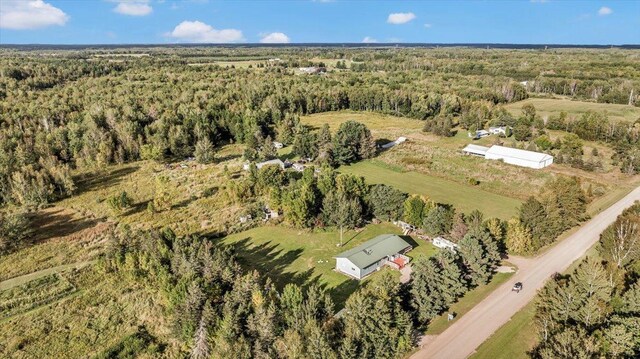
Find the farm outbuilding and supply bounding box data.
[335,234,412,280]
[243,159,286,171]
[462,144,553,169]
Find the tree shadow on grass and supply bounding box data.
[23,208,102,247]
[206,235,367,307]
[121,200,151,217]
[73,165,140,195]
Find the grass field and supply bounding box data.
[340,160,521,219]
[220,222,437,304]
[301,110,424,138]
[58,145,247,236]
[504,98,640,123]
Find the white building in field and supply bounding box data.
[462,144,553,169]
[243,159,286,171]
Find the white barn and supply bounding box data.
[462,144,553,169]
[335,234,412,280]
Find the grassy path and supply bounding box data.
[0,260,96,291]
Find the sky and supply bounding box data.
[0,0,638,45]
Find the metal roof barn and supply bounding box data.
[334,234,412,280]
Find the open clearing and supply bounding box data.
[221,222,436,304]
[340,160,521,219]
[301,110,424,137]
[504,98,640,122]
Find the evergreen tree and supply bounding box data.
[368,184,407,221]
[458,231,493,286]
[422,205,454,237]
[194,137,215,164]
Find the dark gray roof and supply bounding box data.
[335,234,411,269]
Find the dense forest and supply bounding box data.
[1,47,639,208]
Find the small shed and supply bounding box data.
[273,141,284,149]
[335,234,412,280]
[243,159,285,171]
[462,144,490,157]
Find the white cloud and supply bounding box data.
[0,0,69,30]
[424,23,432,28]
[113,1,153,16]
[362,36,377,43]
[260,32,290,43]
[387,12,416,24]
[598,6,612,16]
[167,20,244,43]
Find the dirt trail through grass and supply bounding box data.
[0,261,96,291]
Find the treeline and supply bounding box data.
[531,202,640,358]
[508,177,588,254]
[103,214,506,358]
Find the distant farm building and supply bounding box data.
[469,130,490,139]
[335,234,412,280]
[273,141,284,149]
[381,136,407,149]
[489,126,508,135]
[243,159,286,171]
[462,144,553,169]
[299,66,327,74]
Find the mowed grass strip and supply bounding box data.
[221,222,437,304]
[470,300,537,359]
[340,161,521,220]
[504,98,640,123]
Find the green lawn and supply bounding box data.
[426,272,514,335]
[340,160,521,220]
[471,300,537,359]
[220,222,437,304]
[504,98,640,123]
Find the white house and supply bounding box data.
[273,141,284,149]
[462,144,553,169]
[489,126,508,135]
[432,237,458,252]
[335,234,412,280]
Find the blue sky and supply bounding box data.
[0,0,638,45]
